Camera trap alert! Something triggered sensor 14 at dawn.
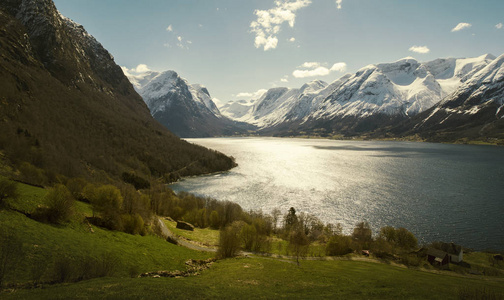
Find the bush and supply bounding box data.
[44,184,75,224]
[18,162,47,187]
[0,176,18,206]
[217,221,243,259]
[326,235,353,256]
[289,225,310,265]
[89,185,123,230]
[122,214,146,235]
[66,177,89,201]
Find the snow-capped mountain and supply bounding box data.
[393,53,504,142]
[219,99,256,120]
[222,54,496,137]
[310,54,494,120]
[125,70,251,137]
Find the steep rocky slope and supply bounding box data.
[0,0,235,182]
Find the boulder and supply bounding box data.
[176,220,195,231]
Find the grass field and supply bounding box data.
[164,219,219,248]
[1,182,503,299]
[3,257,504,299]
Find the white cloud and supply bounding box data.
[236,89,268,100]
[293,66,331,78]
[336,0,343,9]
[280,75,289,83]
[121,64,153,78]
[134,64,151,73]
[301,62,321,68]
[166,24,173,32]
[409,45,430,54]
[250,0,312,51]
[451,22,472,32]
[177,36,183,42]
[289,37,296,42]
[330,62,347,72]
[293,61,346,78]
[496,23,503,29]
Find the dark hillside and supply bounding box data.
[0,0,235,183]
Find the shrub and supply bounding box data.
[18,162,47,186]
[210,210,220,229]
[66,177,89,201]
[0,176,18,206]
[122,214,146,235]
[44,184,75,224]
[217,221,243,259]
[89,185,123,230]
[352,221,372,250]
[289,225,310,265]
[326,235,353,256]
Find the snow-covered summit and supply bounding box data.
[123,69,221,117]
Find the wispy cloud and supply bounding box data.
[496,23,503,29]
[250,0,312,51]
[336,0,343,9]
[236,89,268,100]
[164,25,191,49]
[280,75,289,82]
[409,45,430,54]
[451,22,472,32]
[292,61,346,78]
[289,37,296,42]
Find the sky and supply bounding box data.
[54,0,504,103]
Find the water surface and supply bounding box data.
[171,137,504,250]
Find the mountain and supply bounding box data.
[385,54,504,143]
[0,0,235,183]
[219,99,256,120]
[125,70,253,138]
[223,54,497,139]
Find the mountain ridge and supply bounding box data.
[0,0,236,183]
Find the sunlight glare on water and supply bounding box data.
[170,137,504,250]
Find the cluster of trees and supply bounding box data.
[216,206,419,265]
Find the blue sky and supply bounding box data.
[54,0,504,103]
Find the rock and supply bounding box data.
[176,221,194,231]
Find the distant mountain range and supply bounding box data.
[0,0,235,183]
[216,54,503,143]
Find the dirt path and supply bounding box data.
[157,218,217,252]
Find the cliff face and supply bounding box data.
[0,0,235,182]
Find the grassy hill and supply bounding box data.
[1,182,503,299]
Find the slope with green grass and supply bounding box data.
[3,257,504,299]
[0,182,212,286]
